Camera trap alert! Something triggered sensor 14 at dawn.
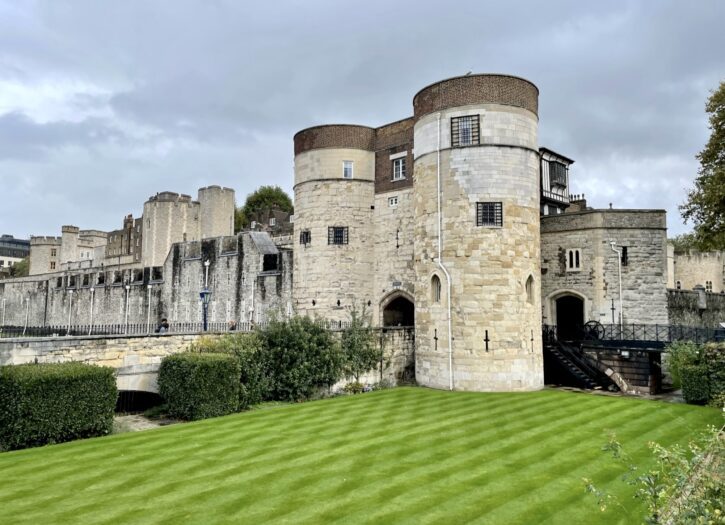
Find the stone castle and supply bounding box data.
[2,73,714,392]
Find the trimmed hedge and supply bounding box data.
[191,334,271,409]
[681,364,710,405]
[703,343,725,401]
[158,353,240,420]
[0,362,117,451]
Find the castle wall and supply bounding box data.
[28,237,60,275]
[671,251,724,293]
[142,193,201,268]
[540,210,669,325]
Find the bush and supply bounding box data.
[191,333,271,409]
[680,364,710,405]
[260,317,344,402]
[703,343,725,402]
[158,353,240,420]
[341,306,380,381]
[664,341,701,388]
[0,362,117,451]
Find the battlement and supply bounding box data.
[61,225,79,234]
[199,185,234,194]
[30,236,62,245]
[79,230,108,238]
[146,192,196,204]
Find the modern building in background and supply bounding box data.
[0,235,30,277]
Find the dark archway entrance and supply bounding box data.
[383,296,415,327]
[556,295,584,340]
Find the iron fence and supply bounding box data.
[543,323,725,345]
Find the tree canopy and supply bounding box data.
[9,257,29,277]
[680,81,725,251]
[235,186,293,232]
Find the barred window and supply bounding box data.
[451,115,480,147]
[476,202,503,227]
[328,226,349,245]
[706,281,713,293]
[392,158,406,180]
[299,230,311,245]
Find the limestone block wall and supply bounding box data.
[372,188,416,324]
[541,210,669,325]
[667,289,725,328]
[671,251,724,293]
[143,193,201,268]
[59,226,80,264]
[198,185,235,240]
[293,141,376,321]
[412,79,543,392]
[28,237,60,275]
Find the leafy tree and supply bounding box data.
[341,305,380,381]
[235,185,293,232]
[680,81,725,251]
[668,233,698,254]
[9,257,28,277]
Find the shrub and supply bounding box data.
[0,362,117,451]
[664,341,701,388]
[680,364,710,405]
[158,353,240,420]
[703,343,725,402]
[191,333,271,409]
[260,316,344,401]
[341,306,380,381]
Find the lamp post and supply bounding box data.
[124,284,131,334]
[67,290,73,336]
[609,241,623,327]
[88,287,95,335]
[146,284,153,334]
[200,260,212,331]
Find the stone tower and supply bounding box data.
[412,74,543,391]
[198,185,235,240]
[293,125,377,320]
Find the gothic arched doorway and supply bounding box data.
[555,295,584,340]
[382,296,415,327]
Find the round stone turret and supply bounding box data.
[293,124,376,320]
[412,74,543,391]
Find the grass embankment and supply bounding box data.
[0,388,720,524]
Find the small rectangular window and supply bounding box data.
[476,202,503,227]
[388,196,399,207]
[621,246,628,267]
[50,261,56,270]
[328,226,349,245]
[392,158,406,180]
[50,249,57,257]
[451,115,480,147]
[566,249,582,271]
[270,217,276,227]
[300,230,311,245]
[343,161,353,179]
[705,281,713,293]
[549,161,567,186]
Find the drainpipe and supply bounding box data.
[436,113,454,391]
[609,241,623,326]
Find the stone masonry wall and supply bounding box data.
[671,251,724,293]
[667,289,725,328]
[541,210,668,325]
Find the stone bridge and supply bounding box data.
[0,328,416,394]
[0,334,202,393]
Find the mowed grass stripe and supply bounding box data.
[0,388,719,525]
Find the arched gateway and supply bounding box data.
[381,293,415,327]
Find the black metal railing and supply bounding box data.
[0,320,411,339]
[543,323,725,345]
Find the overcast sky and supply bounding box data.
[1,0,723,239]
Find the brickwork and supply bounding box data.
[413,74,539,119]
[294,125,376,156]
[374,118,414,194]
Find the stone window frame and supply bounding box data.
[431,274,442,303]
[50,261,56,270]
[675,280,682,290]
[299,229,311,246]
[621,246,629,267]
[342,160,354,179]
[451,115,480,148]
[328,226,349,245]
[475,202,503,228]
[566,248,582,272]
[50,248,57,257]
[705,281,713,293]
[525,275,534,304]
[388,196,399,208]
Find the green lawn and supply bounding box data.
[0,388,720,524]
